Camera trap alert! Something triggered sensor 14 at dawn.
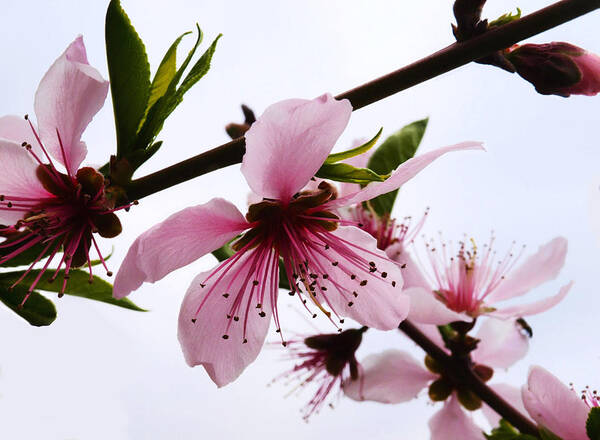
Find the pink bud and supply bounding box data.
[506,42,600,97]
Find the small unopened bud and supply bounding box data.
[225,104,257,139]
[506,42,600,97]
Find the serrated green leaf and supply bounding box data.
[316,163,388,184]
[489,8,522,28]
[587,408,600,440]
[176,33,222,101]
[0,270,145,312]
[140,32,191,130]
[325,128,383,164]
[366,118,428,216]
[106,0,151,156]
[0,282,56,326]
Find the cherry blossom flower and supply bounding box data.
[506,42,600,97]
[343,319,530,440]
[114,93,482,386]
[272,327,366,420]
[0,36,123,302]
[522,366,597,440]
[397,235,572,320]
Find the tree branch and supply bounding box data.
[125,0,600,200]
[398,320,539,437]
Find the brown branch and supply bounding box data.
[398,320,539,437]
[126,0,600,200]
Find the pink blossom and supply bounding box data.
[0,37,123,301]
[397,235,572,320]
[114,93,482,386]
[507,42,600,97]
[273,327,365,420]
[344,319,530,440]
[522,366,596,440]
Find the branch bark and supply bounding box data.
[126,0,600,200]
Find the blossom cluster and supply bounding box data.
[1,3,600,438]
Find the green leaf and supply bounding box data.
[135,28,221,156]
[489,8,522,28]
[0,270,145,312]
[175,33,222,102]
[366,118,428,216]
[485,420,539,440]
[587,408,600,440]
[140,32,191,130]
[316,163,388,184]
[0,283,56,327]
[324,128,382,164]
[106,0,151,156]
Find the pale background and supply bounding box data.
[1,1,599,439]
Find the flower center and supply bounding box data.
[0,119,134,304]
[415,235,525,316]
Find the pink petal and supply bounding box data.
[324,142,484,210]
[311,226,409,330]
[386,242,430,289]
[404,287,469,325]
[177,257,275,387]
[343,350,435,403]
[429,395,485,440]
[490,282,572,319]
[566,51,600,96]
[0,140,51,225]
[486,237,567,304]
[0,115,38,146]
[471,319,529,369]
[522,366,589,440]
[113,198,249,298]
[241,94,352,201]
[34,36,109,172]
[482,384,529,429]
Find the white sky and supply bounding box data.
[1,1,599,439]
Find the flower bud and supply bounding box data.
[225,104,256,139]
[506,42,600,97]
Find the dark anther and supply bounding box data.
[325,245,330,250]
[223,293,230,298]
[400,263,407,269]
[275,329,281,333]
[312,313,317,318]
[332,261,338,266]
[200,283,206,288]
[288,291,295,296]
[360,280,367,286]
[282,341,287,347]
[222,334,229,340]
[233,316,240,322]
[243,338,248,344]
[256,303,262,308]
[350,274,356,280]
[309,273,318,279]
[392,281,397,287]
[352,291,358,297]
[21,142,27,147]
[259,311,266,317]
[358,223,364,227]
[382,272,388,278]
[322,274,329,279]
[226,314,232,319]
[369,261,376,267]
[191,318,197,323]
[107,271,113,277]
[339,319,345,324]
[369,267,376,273]
[252,280,259,286]
[348,301,354,307]
[321,286,327,291]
